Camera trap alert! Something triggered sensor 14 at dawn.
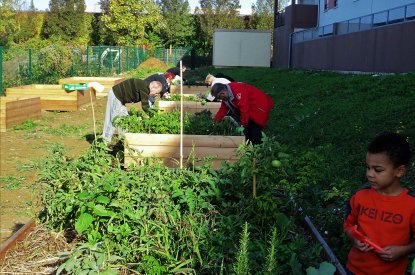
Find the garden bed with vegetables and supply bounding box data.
[4,136,334,274]
[158,94,220,114]
[170,84,208,95]
[114,108,244,169]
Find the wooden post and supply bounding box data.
[253,158,257,198]
[89,88,97,140]
[179,61,184,169]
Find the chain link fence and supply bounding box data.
[0,45,195,96]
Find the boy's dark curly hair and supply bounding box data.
[367,131,411,167]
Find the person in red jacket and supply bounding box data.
[210,82,274,144]
[343,131,415,275]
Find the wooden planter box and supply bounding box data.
[124,133,245,169]
[58,77,125,97]
[5,85,96,111]
[0,97,41,132]
[170,85,208,95]
[158,101,220,114]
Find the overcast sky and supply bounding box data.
[34,0,255,14]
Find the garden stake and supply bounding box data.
[179,61,184,169]
[89,87,97,140]
[253,158,257,198]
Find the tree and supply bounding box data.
[13,0,42,43]
[250,0,274,30]
[156,0,195,48]
[0,0,15,46]
[100,0,163,46]
[194,0,242,53]
[41,0,86,42]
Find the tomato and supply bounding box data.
[271,160,282,167]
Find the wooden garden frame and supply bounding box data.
[0,97,41,132]
[5,84,95,111]
[124,133,245,169]
[157,101,220,114]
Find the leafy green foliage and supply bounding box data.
[37,141,219,272]
[194,0,244,52]
[157,0,196,48]
[100,0,163,46]
[41,0,86,42]
[232,222,250,275]
[306,261,336,275]
[0,175,25,190]
[113,108,239,136]
[56,242,121,275]
[43,123,89,138]
[31,44,73,83]
[11,119,39,131]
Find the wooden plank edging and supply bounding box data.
[0,219,36,263]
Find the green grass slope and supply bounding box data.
[190,67,415,186]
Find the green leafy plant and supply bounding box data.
[232,222,250,275]
[113,108,238,136]
[0,175,25,190]
[56,242,122,275]
[11,119,39,131]
[306,261,336,275]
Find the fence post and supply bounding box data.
[28,49,32,84]
[0,47,3,95]
[190,48,195,70]
[118,47,121,74]
[126,47,129,71]
[86,45,90,76]
[98,46,102,76]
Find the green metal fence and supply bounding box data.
[0,45,194,96]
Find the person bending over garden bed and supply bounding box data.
[102,79,162,143]
[343,131,415,275]
[210,82,274,145]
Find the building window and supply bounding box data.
[324,0,338,11]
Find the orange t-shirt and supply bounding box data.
[343,187,415,275]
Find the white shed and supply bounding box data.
[213,29,272,67]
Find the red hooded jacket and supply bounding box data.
[213,82,274,128]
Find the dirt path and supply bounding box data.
[0,97,107,243]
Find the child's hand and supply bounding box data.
[376,246,405,262]
[354,239,373,252]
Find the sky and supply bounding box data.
[34,0,255,14]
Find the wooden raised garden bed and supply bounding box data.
[170,85,208,95]
[0,97,41,132]
[5,85,96,111]
[158,101,220,114]
[58,77,125,97]
[124,133,245,169]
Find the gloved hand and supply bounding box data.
[236,126,245,135]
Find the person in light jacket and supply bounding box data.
[210,82,274,145]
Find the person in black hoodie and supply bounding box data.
[102,79,162,143]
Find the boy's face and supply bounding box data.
[365,152,406,195]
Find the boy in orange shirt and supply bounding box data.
[343,131,415,275]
